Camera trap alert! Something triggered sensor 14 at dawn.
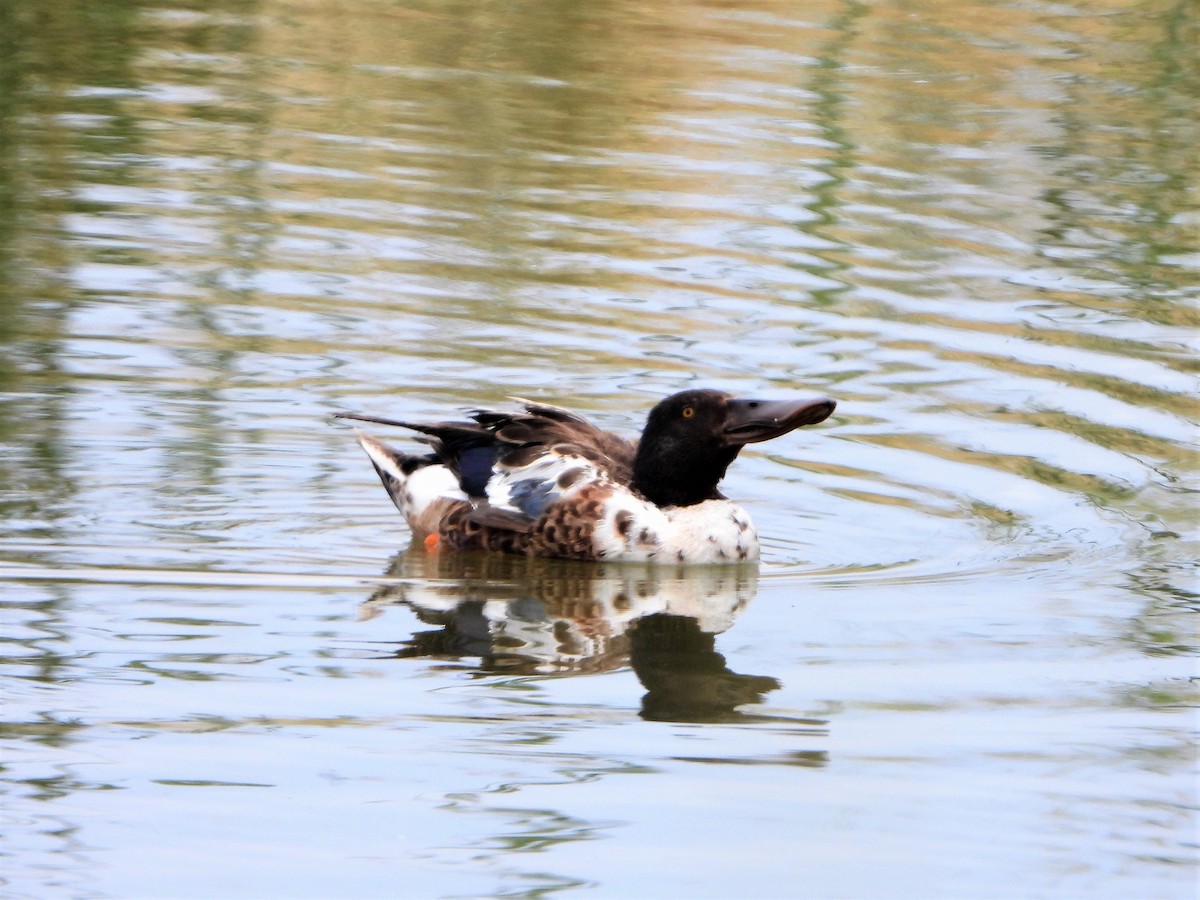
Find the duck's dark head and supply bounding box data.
[632,389,836,508]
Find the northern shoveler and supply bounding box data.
[337,389,835,564]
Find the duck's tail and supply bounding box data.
[352,430,466,537]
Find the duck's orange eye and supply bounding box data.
[682,406,695,419]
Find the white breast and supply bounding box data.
[662,501,760,563]
[591,493,760,564]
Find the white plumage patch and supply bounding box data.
[406,466,466,514]
[355,430,464,521]
[486,450,605,518]
[663,501,760,563]
[592,493,760,564]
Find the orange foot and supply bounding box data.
[423,532,441,553]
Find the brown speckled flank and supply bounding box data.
[526,483,609,559]
[436,503,528,555]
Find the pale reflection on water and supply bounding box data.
[1,0,1196,897]
[358,551,791,724]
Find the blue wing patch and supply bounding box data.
[507,477,558,518]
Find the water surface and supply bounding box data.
[1,1,1196,897]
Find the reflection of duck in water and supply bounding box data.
[337,389,834,564]
[360,551,805,724]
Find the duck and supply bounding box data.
[336,389,835,565]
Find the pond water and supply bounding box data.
[1,0,1196,897]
